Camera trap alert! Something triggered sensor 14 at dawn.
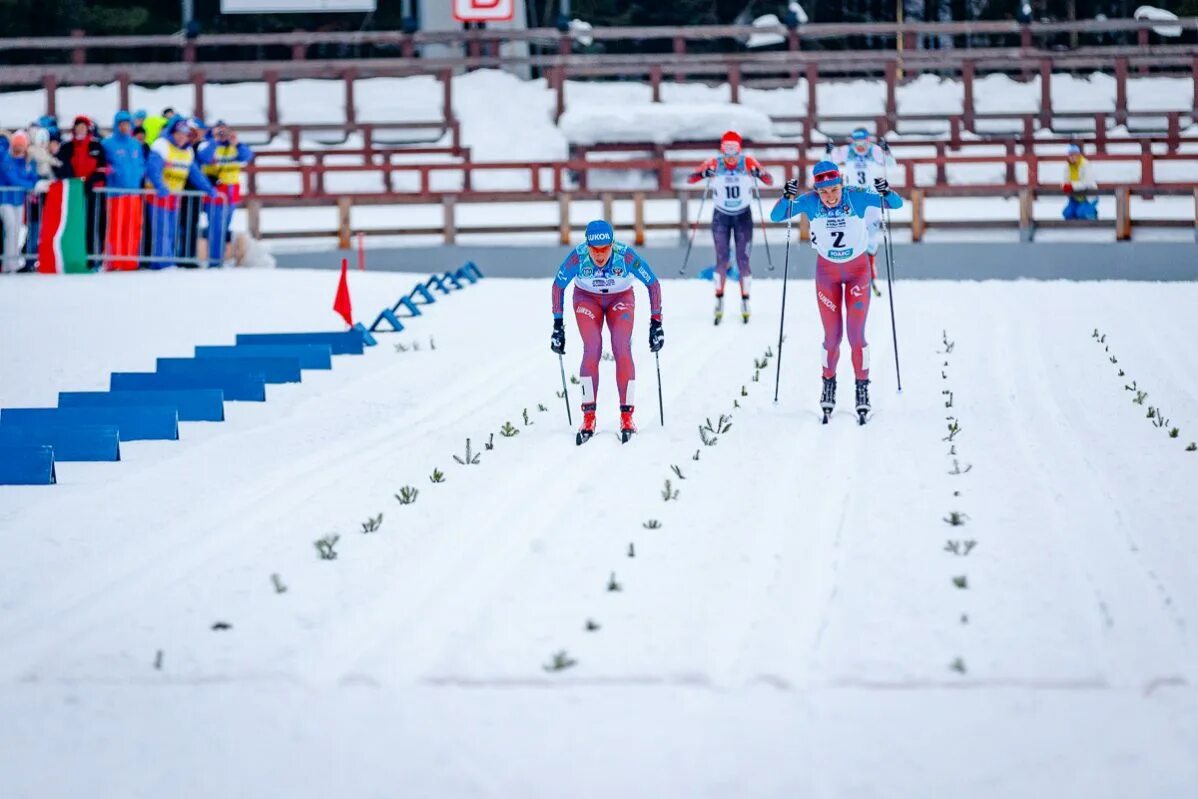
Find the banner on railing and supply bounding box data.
[38,179,88,274]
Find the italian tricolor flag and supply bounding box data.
[37,178,89,274]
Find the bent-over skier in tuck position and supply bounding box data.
[550,220,665,445]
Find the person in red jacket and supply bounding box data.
[57,115,107,258]
[687,130,773,324]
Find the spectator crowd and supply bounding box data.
[0,108,254,273]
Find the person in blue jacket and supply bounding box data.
[144,117,218,269]
[101,110,148,269]
[0,131,40,273]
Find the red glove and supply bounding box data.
[1063,183,1073,194]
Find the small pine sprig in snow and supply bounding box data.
[661,479,679,501]
[271,573,288,594]
[643,519,661,530]
[453,438,481,465]
[522,408,533,426]
[430,468,446,483]
[500,421,520,437]
[670,464,685,480]
[943,511,969,526]
[607,572,622,592]
[395,486,419,505]
[543,650,577,672]
[360,512,384,533]
[952,575,969,589]
[315,534,339,560]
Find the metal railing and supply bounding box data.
[91,187,233,269]
[0,184,240,272]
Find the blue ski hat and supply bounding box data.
[585,219,614,247]
[812,160,843,189]
[1067,142,1082,155]
[851,127,870,141]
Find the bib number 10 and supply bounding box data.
[724,184,741,200]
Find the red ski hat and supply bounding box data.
[720,130,742,154]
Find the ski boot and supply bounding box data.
[820,376,836,424]
[576,405,597,446]
[855,379,871,425]
[741,295,751,324]
[713,294,725,326]
[619,405,637,444]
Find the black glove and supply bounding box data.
[873,177,890,196]
[824,140,834,155]
[878,137,891,153]
[702,166,716,178]
[750,167,762,179]
[550,318,565,354]
[648,319,664,353]
[782,178,799,200]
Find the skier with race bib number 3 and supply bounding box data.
[687,130,773,325]
[770,161,903,425]
[551,220,664,445]
[829,128,896,291]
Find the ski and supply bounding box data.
[857,410,869,425]
[576,430,594,446]
[620,429,635,444]
[821,408,832,425]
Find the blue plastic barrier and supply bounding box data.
[442,270,463,289]
[369,308,405,333]
[427,275,451,295]
[60,389,225,422]
[2,406,178,441]
[157,356,302,384]
[461,261,484,280]
[410,284,437,305]
[0,444,56,485]
[454,265,479,284]
[234,329,371,355]
[195,344,333,370]
[0,424,120,461]
[111,371,266,402]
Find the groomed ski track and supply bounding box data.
[1,271,1196,797]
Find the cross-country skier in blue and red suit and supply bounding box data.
[551,220,664,445]
[770,160,903,424]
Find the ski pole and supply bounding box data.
[752,175,774,271]
[879,150,903,393]
[557,352,573,426]
[773,199,795,404]
[655,351,664,426]
[678,178,712,276]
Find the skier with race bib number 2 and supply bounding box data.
[770,161,903,425]
[551,220,664,445]
[687,130,773,325]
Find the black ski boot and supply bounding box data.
[713,294,724,326]
[820,376,836,424]
[855,379,871,425]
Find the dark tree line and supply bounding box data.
[0,0,1192,40]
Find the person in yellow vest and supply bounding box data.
[145,117,218,269]
[197,121,254,268]
[1061,142,1098,221]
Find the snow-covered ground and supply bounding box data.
[2,269,1197,796]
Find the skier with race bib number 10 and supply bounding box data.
[550,220,664,445]
[770,161,903,425]
[687,130,773,325]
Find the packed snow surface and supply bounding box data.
[1,269,1197,797]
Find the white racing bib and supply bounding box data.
[809,207,871,263]
[713,171,756,215]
